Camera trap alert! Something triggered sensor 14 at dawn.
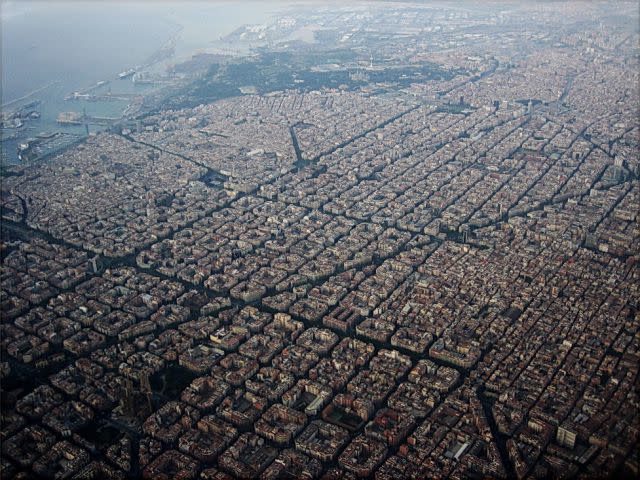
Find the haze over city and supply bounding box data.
[0,1,638,479]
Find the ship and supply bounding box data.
[23,100,42,110]
[37,131,57,139]
[118,69,136,79]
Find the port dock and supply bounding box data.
[56,111,120,126]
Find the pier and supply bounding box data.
[64,92,142,102]
[57,111,120,126]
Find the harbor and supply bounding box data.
[1,2,277,166]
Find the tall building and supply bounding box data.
[122,379,136,418]
[557,424,577,449]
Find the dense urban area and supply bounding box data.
[1,2,638,479]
